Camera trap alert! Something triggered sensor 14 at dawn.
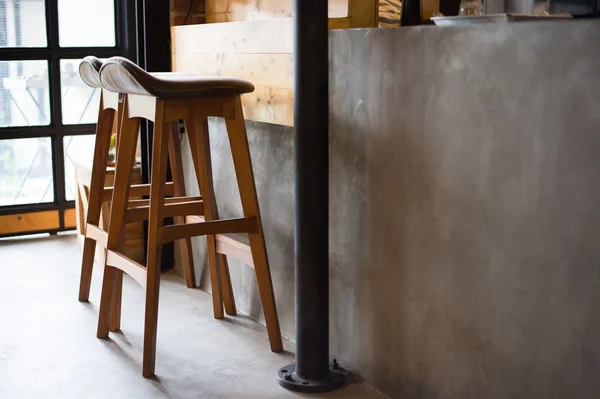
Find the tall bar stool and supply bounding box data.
[77,57,198,331]
[96,57,282,377]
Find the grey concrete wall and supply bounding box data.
[178,21,600,398]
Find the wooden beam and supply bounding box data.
[106,250,147,287]
[160,216,259,244]
[125,198,205,223]
[127,195,203,207]
[86,223,108,248]
[101,182,174,202]
[215,233,254,268]
[187,215,254,266]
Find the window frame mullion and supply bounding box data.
[0,0,131,237]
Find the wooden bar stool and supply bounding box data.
[96,57,282,377]
[77,57,197,332]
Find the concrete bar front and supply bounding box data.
[177,21,600,398]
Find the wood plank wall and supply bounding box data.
[170,0,380,126]
[172,18,294,126]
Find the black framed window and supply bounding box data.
[0,0,136,237]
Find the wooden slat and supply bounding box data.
[0,210,60,235]
[160,216,259,244]
[128,195,203,207]
[125,199,204,223]
[171,18,294,55]
[173,53,294,90]
[106,250,147,287]
[86,223,108,248]
[101,182,174,202]
[187,215,254,267]
[215,234,254,267]
[64,208,77,228]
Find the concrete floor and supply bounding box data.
[0,234,387,399]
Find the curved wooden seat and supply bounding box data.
[78,56,104,88]
[99,56,255,99]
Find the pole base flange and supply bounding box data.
[277,360,349,393]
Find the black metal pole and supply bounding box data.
[276,0,348,393]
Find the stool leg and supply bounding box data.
[218,253,237,316]
[110,272,123,332]
[187,118,237,315]
[167,122,196,288]
[224,97,282,352]
[188,116,224,319]
[110,104,126,332]
[97,106,140,339]
[79,103,114,302]
[143,105,170,378]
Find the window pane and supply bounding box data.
[63,135,96,201]
[0,60,51,127]
[61,59,102,125]
[0,0,47,48]
[58,0,115,47]
[0,137,54,206]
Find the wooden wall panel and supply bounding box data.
[171,1,379,126]
[172,19,293,55]
[172,18,294,126]
[240,87,294,126]
[173,53,293,89]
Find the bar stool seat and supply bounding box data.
[79,57,103,88]
[95,56,282,378]
[99,58,254,98]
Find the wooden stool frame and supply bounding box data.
[96,93,282,377]
[78,89,197,330]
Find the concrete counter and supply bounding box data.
[179,21,600,398]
